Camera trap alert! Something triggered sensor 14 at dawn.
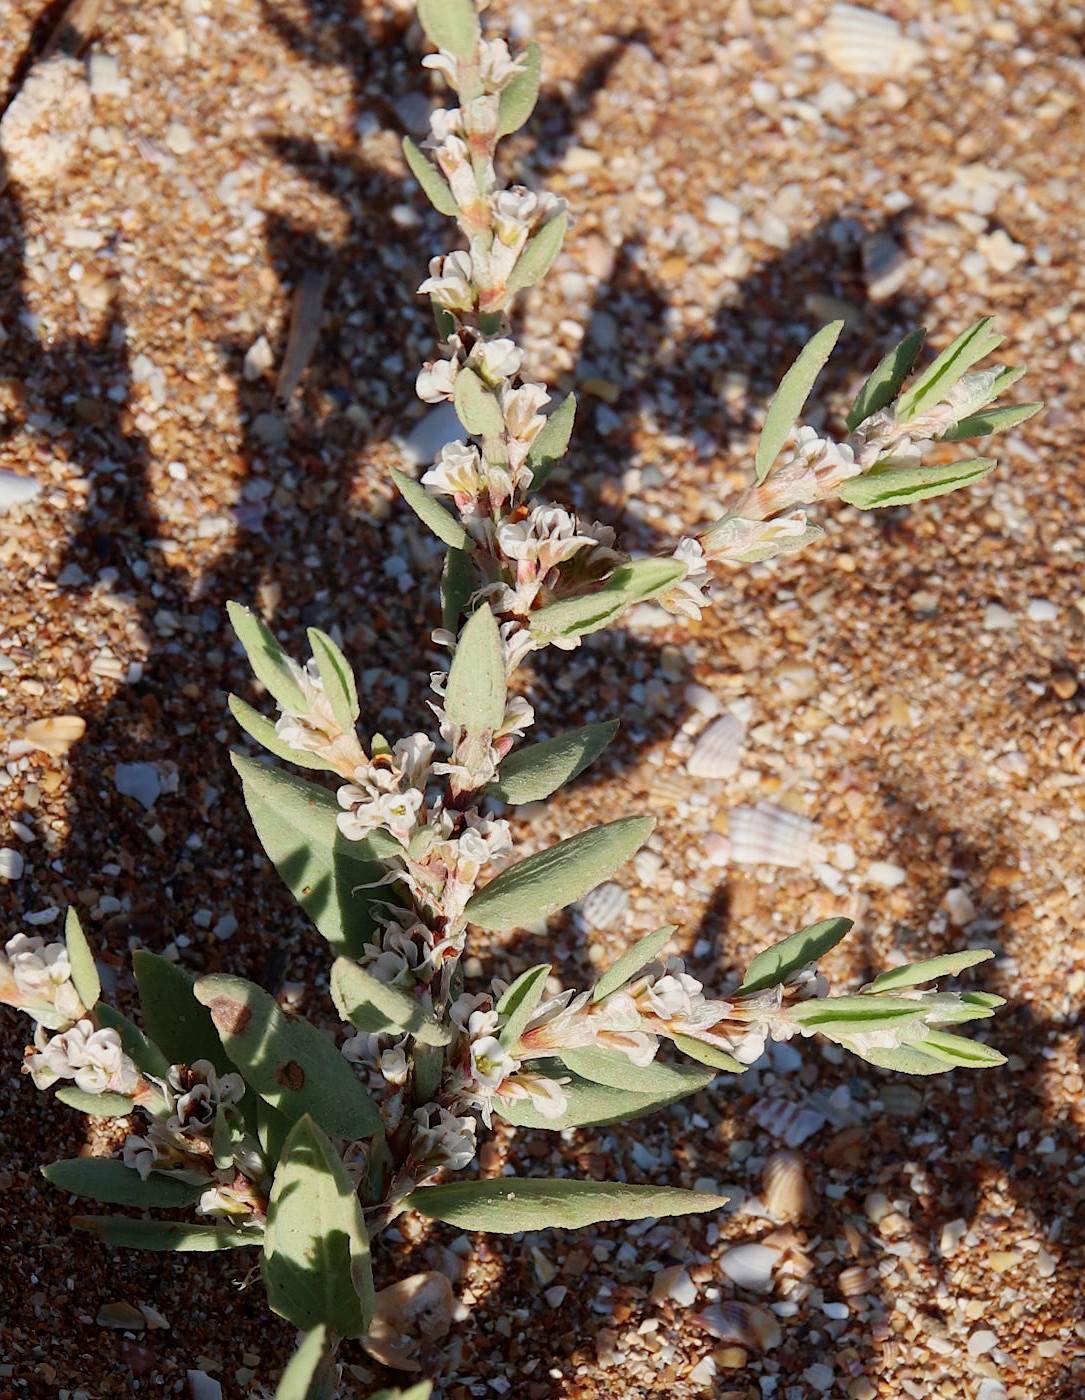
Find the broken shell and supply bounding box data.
[362,1271,453,1372]
[821,4,923,79]
[750,1096,827,1148]
[762,1149,817,1224]
[718,1242,781,1292]
[692,1300,782,1351]
[577,880,629,931]
[687,714,745,780]
[728,803,813,868]
[838,1264,873,1298]
[22,715,86,756]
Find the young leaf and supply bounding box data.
[391,467,469,550]
[445,604,507,736]
[464,816,653,931]
[330,958,450,1047]
[194,974,383,1141]
[869,949,995,994]
[273,1323,335,1400]
[528,557,688,646]
[133,950,232,1076]
[227,601,307,714]
[454,369,505,438]
[74,1217,260,1251]
[417,0,479,58]
[915,1030,1006,1067]
[489,720,618,805]
[738,918,853,996]
[494,1063,701,1130]
[231,753,401,958]
[402,136,458,216]
[508,211,568,294]
[896,318,1003,423]
[55,1086,135,1117]
[441,546,477,633]
[755,321,844,482]
[496,40,541,136]
[591,924,676,1004]
[669,1033,747,1074]
[43,1159,207,1209]
[64,907,100,1011]
[228,694,335,771]
[836,457,996,510]
[497,964,551,1050]
[527,391,577,490]
[845,328,926,431]
[307,628,359,735]
[94,1003,171,1084]
[262,1115,374,1339]
[944,401,1042,441]
[404,1176,728,1233]
[559,1045,715,1097]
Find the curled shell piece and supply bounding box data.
[692,1300,782,1351]
[821,4,923,79]
[762,1149,817,1224]
[362,1271,453,1372]
[687,714,745,780]
[728,802,813,868]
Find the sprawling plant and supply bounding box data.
[2,2,1039,1395]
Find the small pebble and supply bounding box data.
[0,471,43,512]
[97,1301,145,1329]
[865,860,906,889]
[113,763,163,811]
[968,1329,998,1357]
[940,1218,968,1255]
[983,602,1016,630]
[803,1363,835,1392]
[1026,599,1057,622]
[165,122,194,155]
[0,848,25,880]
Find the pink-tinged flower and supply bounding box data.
[166,1059,245,1136]
[478,37,527,92]
[416,356,459,403]
[701,509,822,566]
[25,1018,139,1096]
[514,989,595,1056]
[1,932,85,1027]
[496,1070,568,1120]
[659,537,711,621]
[422,440,485,500]
[471,337,524,386]
[418,251,475,312]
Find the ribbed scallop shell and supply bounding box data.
[687,713,745,779]
[578,880,629,931]
[762,1150,817,1224]
[838,1264,873,1297]
[728,802,813,868]
[821,4,923,79]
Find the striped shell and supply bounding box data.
[762,1150,817,1224]
[692,1301,782,1351]
[728,802,813,868]
[687,714,745,780]
[577,881,629,931]
[821,4,923,79]
[750,1096,827,1148]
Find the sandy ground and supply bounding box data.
[1,0,1084,1396]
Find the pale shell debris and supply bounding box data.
[750,1095,827,1148]
[761,1150,817,1224]
[838,1264,873,1298]
[821,4,923,79]
[0,57,91,188]
[0,471,44,513]
[687,714,745,780]
[577,880,629,931]
[363,1271,453,1372]
[692,1300,782,1351]
[718,1242,781,1292]
[728,802,813,868]
[21,715,86,756]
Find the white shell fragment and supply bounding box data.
[0,57,91,188]
[718,1242,781,1292]
[0,848,25,881]
[21,715,86,756]
[363,1271,453,1372]
[578,881,629,931]
[728,802,813,868]
[821,4,923,79]
[687,714,745,780]
[750,1096,827,1148]
[0,471,43,513]
[113,762,163,811]
[692,1300,782,1351]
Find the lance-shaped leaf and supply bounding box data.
[404,1176,728,1233]
[592,924,676,1004]
[94,1003,170,1085]
[307,628,359,735]
[669,1033,747,1074]
[497,964,551,1050]
[494,1062,702,1130]
[133,950,231,1076]
[464,816,653,932]
[330,958,450,1047]
[231,753,401,958]
[869,949,995,994]
[944,401,1042,441]
[273,1323,336,1400]
[417,0,479,57]
[258,1097,292,1172]
[441,545,477,633]
[74,1217,260,1251]
[445,604,506,736]
[454,369,505,438]
[559,1046,715,1097]
[738,918,853,996]
[64,907,100,1011]
[262,1115,374,1338]
[56,1086,135,1117]
[860,1031,1005,1075]
[227,601,307,714]
[391,467,469,550]
[845,328,926,431]
[43,1159,207,1209]
[489,720,617,805]
[229,694,336,771]
[789,994,934,1036]
[497,40,541,136]
[527,391,577,490]
[507,211,568,294]
[402,136,458,216]
[897,317,1002,422]
[755,321,844,483]
[836,457,995,510]
[528,557,688,646]
[194,974,382,1141]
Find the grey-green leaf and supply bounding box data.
[944,401,1042,441]
[454,369,505,438]
[391,467,469,550]
[591,924,676,1004]
[869,949,994,994]
[273,1323,335,1400]
[490,721,618,805]
[441,546,477,633]
[402,136,459,216]
[262,1115,374,1339]
[738,918,853,996]
[445,604,507,735]
[228,694,335,771]
[507,211,568,295]
[417,0,479,57]
[494,1063,701,1130]
[404,1176,728,1233]
[845,328,926,431]
[133,950,232,1077]
[64,906,100,1011]
[527,391,577,490]
[464,816,653,932]
[528,558,688,646]
[227,601,307,714]
[43,1159,207,1209]
[559,1045,715,1098]
[73,1217,260,1251]
[669,1033,747,1074]
[330,958,450,1048]
[307,628,359,735]
[55,1086,135,1118]
[497,964,551,1050]
[836,457,996,510]
[755,321,844,482]
[496,41,541,136]
[194,974,383,1141]
[897,317,1002,422]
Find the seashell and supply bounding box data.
[750,1096,827,1149]
[363,1271,453,1372]
[692,1300,782,1351]
[821,4,923,79]
[728,802,813,868]
[862,231,912,303]
[880,1082,923,1119]
[21,715,86,756]
[687,714,745,780]
[762,1150,817,1224]
[0,470,43,513]
[577,880,629,931]
[644,767,688,808]
[718,1242,781,1292]
[838,1264,873,1298]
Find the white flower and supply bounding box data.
[492,186,542,244]
[426,107,463,146]
[418,251,475,312]
[478,37,527,91]
[470,1035,517,1091]
[471,338,524,386]
[380,1044,410,1087]
[167,1059,245,1135]
[123,1131,165,1180]
[416,356,459,403]
[500,380,549,444]
[450,992,494,1035]
[411,1106,477,1171]
[659,537,711,621]
[422,440,485,499]
[421,49,460,89]
[701,510,822,565]
[25,1019,139,1096]
[496,1070,569,1119]
[393,733,436,788]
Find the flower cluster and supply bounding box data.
[273,656,368,779]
